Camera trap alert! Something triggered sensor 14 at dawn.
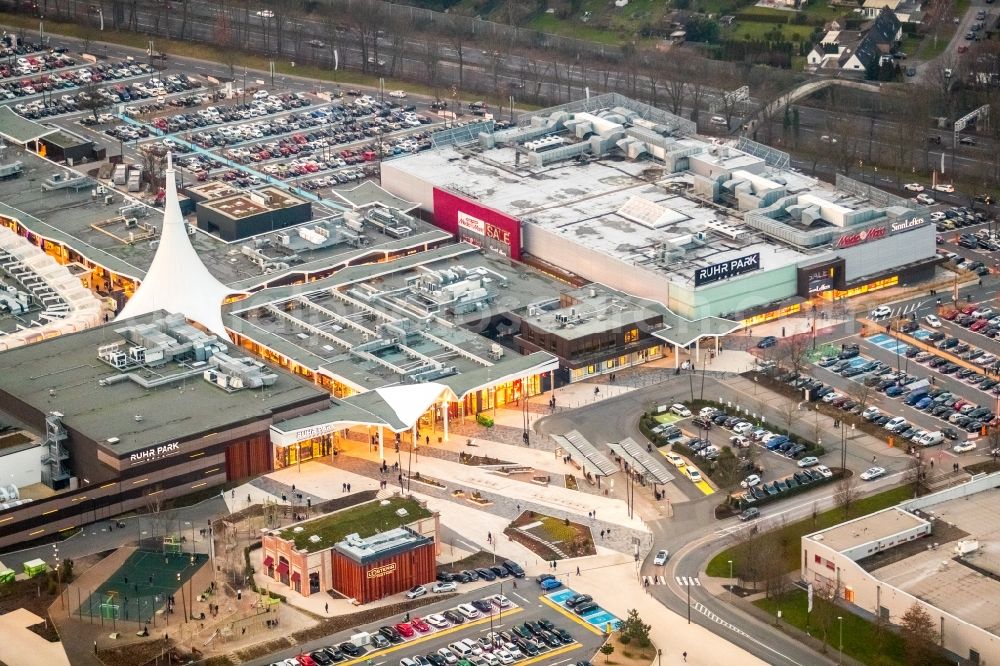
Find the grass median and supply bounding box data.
[705,485,913,577]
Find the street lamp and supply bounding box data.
[657,648,662,666]
[728,560,733,602]
[838,616,844,664]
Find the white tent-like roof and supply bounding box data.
[373,383,458,428]
[117,153,235,338]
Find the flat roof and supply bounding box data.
[524,285,662,340]
[0,146,449,291]
[873,489,1000,637]
[805,507,928,552]
[334,526,432,564]
[387,141,820,286]
[0,107,57,144]
[41,130,92,150]
[225,243,566,391]
[277,497,431,553]
[200,186,308,220]
[0,311,328,454]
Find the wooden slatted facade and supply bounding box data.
[331,542,437,604]
[224,432,272,480]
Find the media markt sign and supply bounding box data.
[129,442,180,465]
[367,562,397,579]
[457,211,513,256]
[835,226,887,249]
[694,253,761,286]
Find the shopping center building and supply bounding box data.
[382,94,937,327]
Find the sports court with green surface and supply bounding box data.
[77,549,208,623]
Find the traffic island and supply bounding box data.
[504,511,596,560]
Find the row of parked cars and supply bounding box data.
[0,43,72,78]
[737,464,835,516]
[938,304,1000,348]
[938,250,990,277]
[931,205,986,230]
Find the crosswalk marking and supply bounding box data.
[642,575,669,586]
[676,576,701,586]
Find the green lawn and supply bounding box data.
[727,21,816,41]
[278,497,431,553]
[705,485,913,577]
[755,590,908,665]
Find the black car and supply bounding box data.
[712,413,730,425]
[436,571,456,583]
[503,560,525,578]
[311,650,334,666]
[692,416,713,429]
[339,642,364,657]
[472,598,493,613]
[379,626,403,643]
[426,655,446,666]
[536,573,556,584]
[320,646,345,662]
[452,571,473,583]
[838,344,860,359]
[461,569,480,581]
[538,630,562,648]
[443,609,465,624]
[490,565,510,578]
[475,567,497,581]
[565,593,593,608]
[555,628,574,644]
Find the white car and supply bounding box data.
[438,648,459,665]
[732,421,754,435]
[494,650,515,665]
[930,211,947,221]
[915,193,935,205]
[425,613,450,628]
[653,549,669,565]
[924,314,942,328]
[405,585,427,599]
[871,305,892,319]
[686,468,702,483]
[389,89,407,98]
[904,183,925,192]
[953,441,977,453]
[860,466,886,481]
[665,452,686,468]
[669,403,692,418]
[432,581,457,593]
[699,407,718,418]
[456,603,480,619]
[933,183,956,193]
[730,435,749,448]
[490,594,512,608]
[820,134,838,144]
[815,465,833,478]
[797,456,820,468]
[741,474,761,488]
[255,9,275,17]
[822,392,843,404]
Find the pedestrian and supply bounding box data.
[931,459,934,469]
[124,575,128,585]
[683,651,687,662]
[231,489,235,499]
[576,566,581,576]
[325,603,329,614]
[247,493,251,504]
[347,483,351,492]
[398,473,403,485]
[426,435,430,446]
[487,532,492,543]
[292,484,295,492]
[873,455,877,464]
[600,529,605,539]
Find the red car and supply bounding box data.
[410,616,430,633]
[971,319,989,332]
[394,622,415,638]
[961,305,978,315]
[295,654,317,666]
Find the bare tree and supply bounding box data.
[444,13,470,91]
[80,80,110,124]
[900,603,940,664]
[810,581,842,654]
[834,474,860,518]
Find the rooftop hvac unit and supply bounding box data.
[104,194,114,205]
[395,508,409,517]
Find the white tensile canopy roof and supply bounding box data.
[117,153,234,338]
[372,383,458,428]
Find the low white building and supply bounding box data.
[802,473,1000,664]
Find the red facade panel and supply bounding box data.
[431,188,522,260]
[331,542,437,604]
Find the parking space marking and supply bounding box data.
[516,643,580,665]
[512,592,531,604]
[338,607,524,665]
[538,595,605,636]
[693,479,715,495]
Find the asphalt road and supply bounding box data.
[245,582,605,666]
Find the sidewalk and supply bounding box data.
[0,608,71,666]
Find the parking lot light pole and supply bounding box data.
[728,560,733,602]
[838,616,843,664]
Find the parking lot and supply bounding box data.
[809,320,1000,457]
[249,579,605,666]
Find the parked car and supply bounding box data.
[757,335,778,348]
[797,456,819,468]
[669,403,691,417]
[432,581,457,593]
[406,585,427,599]
[739,507,760,521]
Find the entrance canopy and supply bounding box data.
[0,106,57,145]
